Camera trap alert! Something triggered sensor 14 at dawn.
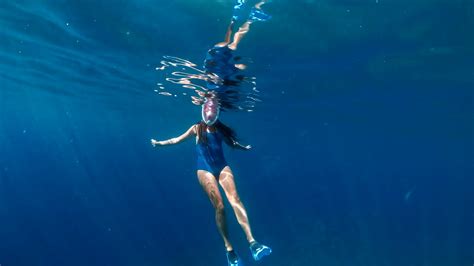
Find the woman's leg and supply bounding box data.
[228,0,269,50]
[224,20,236,43]
[218,166,256,244]
[197,170,233,251]
[214,20,236,47]
[227,21,251,50]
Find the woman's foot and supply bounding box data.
[249,241,272,261]
[226,250,241,266]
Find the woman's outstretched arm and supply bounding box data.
[231,139,252,150]
[151,125,196,147]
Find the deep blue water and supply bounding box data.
[1,1,473,266]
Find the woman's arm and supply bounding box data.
[231,139,252,150]
[151,125,196,147]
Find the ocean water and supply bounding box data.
[0,0,473,266]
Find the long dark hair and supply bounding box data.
[197,120,237,147]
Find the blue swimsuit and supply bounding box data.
[204,45,236,77]
[196,130,228,177]
[204,45,240,91]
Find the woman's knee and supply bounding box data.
[214,201,225,212]
[228,193,241,205]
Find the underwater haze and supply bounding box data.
[1,0,473,265]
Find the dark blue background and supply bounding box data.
[1,0,473,265]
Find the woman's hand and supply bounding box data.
[232,140,252,150]
[151,139,162,147]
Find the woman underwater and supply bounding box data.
[151,1,272,265]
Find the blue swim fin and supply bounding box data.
[226,250,242,266]
[232,0,248,21]
[248,7,272,22]
[249,241,272,261]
